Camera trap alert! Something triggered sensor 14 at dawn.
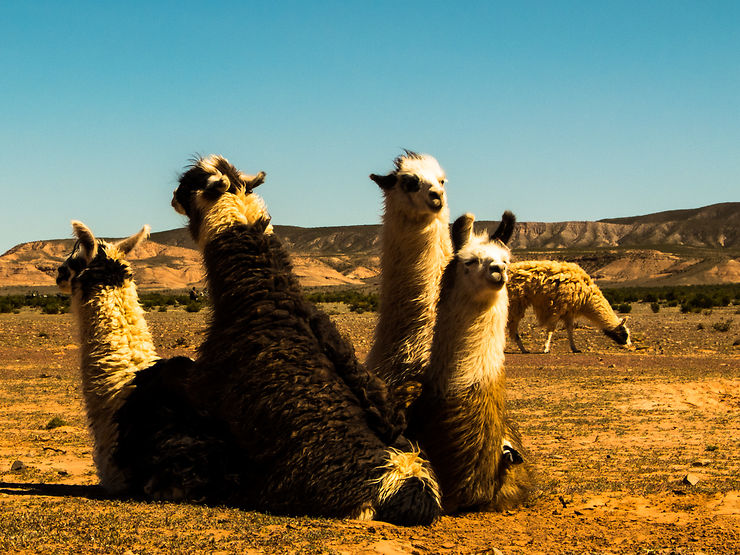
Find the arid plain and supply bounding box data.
[1,301,738,554]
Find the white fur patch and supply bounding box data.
[373,447,441,508]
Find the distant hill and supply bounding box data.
[1,203,738,291]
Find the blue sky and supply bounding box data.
[1,1,738,253]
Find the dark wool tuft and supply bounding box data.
[113,356,250,505]
[375,476,440,526]
[74,246,132,299]
[186,223,436,521]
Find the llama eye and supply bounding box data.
[464,259,477,267]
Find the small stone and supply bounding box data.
[11,460,25,471]
[56,469,69,476]
[441,542,456,549]
[683,473,700,486]
[691,459,712,467]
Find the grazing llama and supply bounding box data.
[408,212,531,513]
[366,150,452,405]
[57,222,239,502]
[171,155,441,524]
[507,260,632,353]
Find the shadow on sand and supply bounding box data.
[0,481,107,501]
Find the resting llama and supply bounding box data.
[408,212,531,513]
[507,260,631,353]
[57,222,239,502]
[366,150,452,405]
[171,155,441,524]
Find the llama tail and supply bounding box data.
[371,446,442,526]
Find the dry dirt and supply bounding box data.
[1,303,739,553]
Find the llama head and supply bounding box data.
[603,316,632,347]
[172,155,270,242]
[370,150,448,222]
[442,211,515,302]
[56,221,149,295]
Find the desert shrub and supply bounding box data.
[712,319,732,332]
[158,305,168,312]
[617,303,632,314]
[650,302,660,313]
[185,301,202,313]
[644,293,658,303]
[45,416,69,430]
[306,290,378,313]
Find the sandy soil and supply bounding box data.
[1,303,739,553]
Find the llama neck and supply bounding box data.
[581,287,620,330]
[367,210,452,382]
[199,191,268,249]
[428,287,508,394]
[72,278,158,492]
[74,280,158,412]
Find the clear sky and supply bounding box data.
[1,1,738,254]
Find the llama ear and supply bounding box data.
[370,173,397,190]
[490,210,516,246]
[620,316,629,325]
[451,213,475,253]
[116,225,150,255]
[71,220,97,263]
[245,171,266,190]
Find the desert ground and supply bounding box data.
[1,302,739,554]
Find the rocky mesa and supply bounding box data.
[1,202,738,290]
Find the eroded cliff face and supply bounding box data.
[2,203,738,289]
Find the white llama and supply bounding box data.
[366,150,452,405]
[56,221,158,492]
[408,212,531,513]
[507,260,632,353]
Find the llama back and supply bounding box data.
[508,260,598,322]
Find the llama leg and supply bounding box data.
[565,319,581,353]
[543,329,554,353]
[508,317,529,353]
[491,420,531,511]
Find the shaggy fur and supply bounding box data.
[57,222,159,492]
[507,260,632,353]
[366,150,453,406]
[408,212,531,513]
[57,222,239,502]
[172,155,441,524]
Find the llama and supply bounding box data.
[171,155,441,524]
[408,212,531,513]
[56,221,160,492]
[507,260,632,353]
[366,150,453,406]
[57,222,240,502]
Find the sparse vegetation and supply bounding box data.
[44,416,69,430]
[712,319,732,332]
[616,303,632,314]
[602,284,740,311]
[306,289,378,313]
[650,302,660,313]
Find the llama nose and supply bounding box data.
[489,264,506,283]
[428,190,442,209]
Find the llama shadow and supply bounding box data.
[0,481,108,501]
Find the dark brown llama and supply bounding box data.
[171,155,442,525]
